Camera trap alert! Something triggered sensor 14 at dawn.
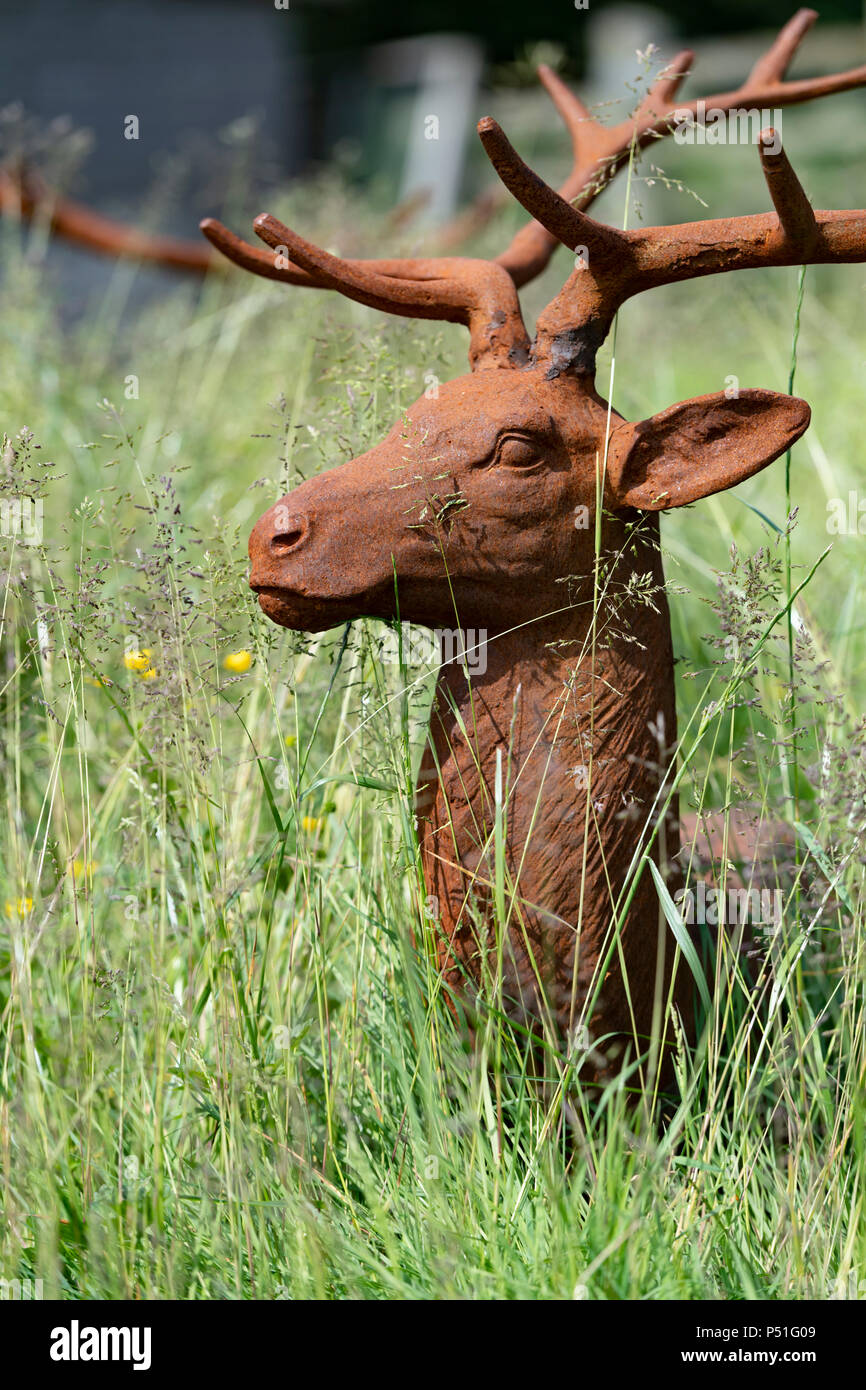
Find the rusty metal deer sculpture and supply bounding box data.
[202,9,866,1086]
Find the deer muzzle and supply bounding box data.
[247,464,401,632]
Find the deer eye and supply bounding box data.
[495,435,542,470]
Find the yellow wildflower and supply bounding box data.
[5,896,33,918]
[124,648,151,672]
[301,816,323,833]
[223,649,252,674]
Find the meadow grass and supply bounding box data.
[1,125,865,1300]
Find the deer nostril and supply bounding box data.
[272,529,303,552]
[270,513,310,555]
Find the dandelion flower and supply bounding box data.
[223,649,252,674]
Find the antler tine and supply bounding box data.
[746,6,817,87]
[200,216,320,285]
[252,212,472,314]
[2,165,216,274]
[204,213,469,291]
[478,117,623,265]
[490,52,689,288]
[491,69,622,286]
[757,128,817,251]
[631,49,696,125]
[535,64,609,171]
[202,209,530,369]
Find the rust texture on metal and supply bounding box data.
[205,9,866,1085]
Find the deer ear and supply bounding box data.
[606,389,810,511]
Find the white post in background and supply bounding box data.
[583,5,675,225]
[376,33,484,223]
[585,3,675,99]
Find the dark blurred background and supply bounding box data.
[1,0,864,226]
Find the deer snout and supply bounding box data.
[269,511,310,555]
[248,505,312,590]
[250,506,311,557]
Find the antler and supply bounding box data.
[197,40,697,362]
[200,213,531,369]
[201,8,865,372]
[493,7,866,288]
[479,114,866,372]
[0,165,217,274]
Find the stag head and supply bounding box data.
[203,9,864,643]
[245,370,809,637]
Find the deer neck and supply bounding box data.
[426,515,675,816]
[418,514,680,1038]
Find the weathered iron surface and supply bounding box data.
[206,9,866,1087]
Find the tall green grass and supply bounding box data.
[1,124,865,1299]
